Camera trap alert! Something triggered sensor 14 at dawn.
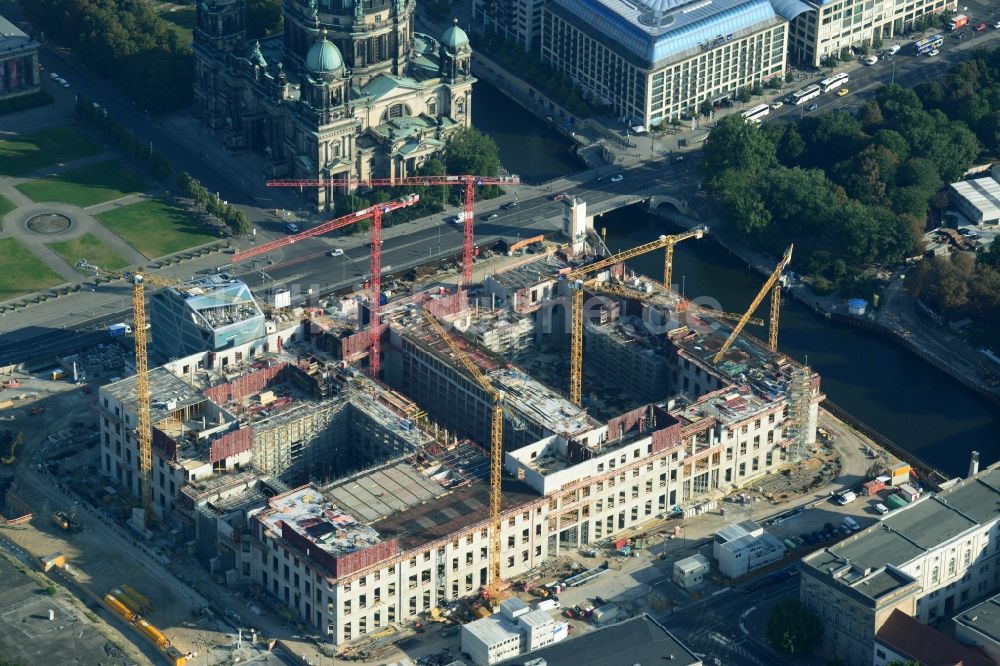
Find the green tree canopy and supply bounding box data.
[766,599,821,656]
[445,128,502,178]
[702,115,777,187]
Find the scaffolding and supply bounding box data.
[785,362,814,461]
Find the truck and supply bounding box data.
[948,14,969,30]
[108,323,131,338]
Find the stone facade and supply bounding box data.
[192,0,475,210]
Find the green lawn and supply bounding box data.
[16,159,148,208]
[0,125,100,177]
[0,238,64,300]
[48,233,130,273]
[0,193,14,219]
[96,198,218,259]
[155,3,195,46]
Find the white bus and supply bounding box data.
[791,84,821,105]
[818,72,849,93]
[740,104,770,123]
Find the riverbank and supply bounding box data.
[658,204,1000,409]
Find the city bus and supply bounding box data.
[740,104,770,123]
[818,72,849,93]
[791,84,821,105]
[913,35,944,55]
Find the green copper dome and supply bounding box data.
[441,19,469,51]
[306,31,344,73]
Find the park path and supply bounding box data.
[11,150,119,184]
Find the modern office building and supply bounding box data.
[0,14,39,100]
[540,0,798,126]
[472,0,546,50]
[462,597,568,665]
[192,0,474,210]
[801,462,1000,666]
[787,0,956,68]
[148,275,266,362]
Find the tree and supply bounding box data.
[872,36,883,50]
[246,0,282,38]
[702,115,777,185]
[766,599,821,656]
[840,46,851,61]
[766,77,783,90]
[445,128,502,178]
[860,101,884,129]
[737,87,752,103]
[698,100,714,118]
[751,83,763,97]
[777,125,806,164]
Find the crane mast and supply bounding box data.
[565,229,705,405]
[712,245,793,364]
[422,312,505,604]
[266,175,519,288]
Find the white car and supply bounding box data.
[863,55,879,65]
[49,72,59,80]
[286,223,300,233]
[610,174,624,183]
[927,49,940,57]
[57,78,70,87]
[769,101,784,110]
[329,248,344,257]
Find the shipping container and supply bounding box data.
[135,619,169,649]
[41,552,65,572]
[887,493,909,509]
[103,594,136,622]
[862,480,885,496]
[593,603,618,625]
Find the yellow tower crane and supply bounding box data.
[566,229,705,405]
[422,311,506,605]
[712,245,794,364]
[93,270,181,524]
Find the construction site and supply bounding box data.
[0,195,839,665]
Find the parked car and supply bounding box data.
[610,174,624,182]
[928,49,940,57]
[57,78,70,88]
[48,72,60,80]
[501,201,517,210]
[975,22,987,31]
[329,248,344,257]
[837,88,849,97]
[447,214,464,224]
[874,503,889,515]
[806,103,819,112]
[550,193,566,202]
[286,223,300,233]
[673,156,684,163]
[769,101,783,110]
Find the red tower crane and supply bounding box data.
[232,195,421,378]
[266,175,520,288]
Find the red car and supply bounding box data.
[550,193,566,202]
[975,22,987,31]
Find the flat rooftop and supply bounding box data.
[166,274,263,327]
[952,176,1000,220]
[104,366,205,422]
[803,463,1000,601]
[490,368,599,437]
[499,614,700,666]
[490,254,568,290]
[0,556,118,665]
[261,485,383,558]
[957,596,1000,646]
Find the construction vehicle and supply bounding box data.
[566,230,705,405]
[52,510,79,531]
[422,311,506,606]
[121,583,154,612]
[102,591,186,666]
[712,245,793,363]
[265,174,520,289]
[1,432,23,465]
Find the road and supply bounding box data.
[658,575,800,666]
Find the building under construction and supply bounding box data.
[97,243,822,647]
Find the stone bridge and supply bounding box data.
[586,192,692,218]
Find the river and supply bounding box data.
[473,80,584,184]
[475,82,999,478]
[599,207,1000,478]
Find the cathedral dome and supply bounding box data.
[306,31,344,74]
[441,19,469,51]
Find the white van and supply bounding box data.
[874,503,889,515]
[864,55,879,66]
[842,516,860,531]
[837,490,857,505]
[887,44,900,55]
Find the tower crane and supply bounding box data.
[421,312,506,605]
[233,195,421,378]
[712,244,793,364]
[266,175,520,289]
[564,230,705,405]
[89,269,180,524]
[662,227,706,290]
